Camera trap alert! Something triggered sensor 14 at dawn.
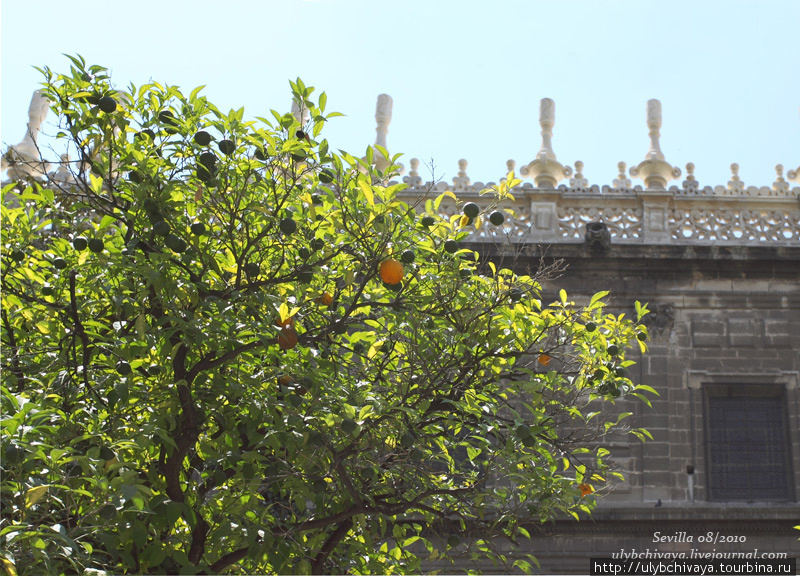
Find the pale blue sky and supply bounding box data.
[2,0,798,188]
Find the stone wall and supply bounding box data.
[465,241,800,574]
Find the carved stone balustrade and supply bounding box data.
[392,177,800,246]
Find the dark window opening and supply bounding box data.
[704,385,793,502]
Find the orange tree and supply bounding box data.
[1,56,655,575]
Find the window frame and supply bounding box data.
[702,383,795,502]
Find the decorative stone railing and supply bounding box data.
[3,91,799,247]
[392,177,800,246]
[388,95,799,247]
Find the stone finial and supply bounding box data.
[375,94,392,149]
[629,99,681,189]
[452,159,471,191]
[2,90,52,180]
[501,159,517,183]
[371,94,399,173]
[613,161,632,190]
[682,162,699,192]
[537,98,556,161]
[403,157,423,188]
[646,99,664,161]
[291,98,310,124]
[520,98,572,187]
[569,160,589,188]
[727,163,745,193]
[772,164,789,193]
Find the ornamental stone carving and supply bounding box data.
[4,90,799,250]
[629,100,681,190]
[520,98,572,188]
[641,304,675,338]
[585,221,611,252]
[1,90,52,181]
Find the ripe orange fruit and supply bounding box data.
[538,354,552,367]
[379,258,404,285]
[278,374,293,386]
[278,326,298,350]
[578,483,594,497]
[316,292,333,307]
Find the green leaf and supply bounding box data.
[25,485,49,509]
[0,557,18,576]
[589,290,609,307]
[358,178,374,206]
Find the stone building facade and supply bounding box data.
[396,97,800,573]
[508,241,799,573]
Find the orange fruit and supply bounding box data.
[316,292,333,307]
[277,326,298,350]
[379,258,404,285]
[278,374,293,386]
[538,354,552,367]
[578,483,594,497]
[275,315,294,328]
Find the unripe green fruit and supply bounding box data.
[444,240,459,254]
[136,129,155,141]
[98,96,117,113]
[218,139,235,155]
[164,234,187,253]
[400,250,415,264]
[489,211,505,226]
[88,238,104,253]
[158,110,179,133]
[72,236,88,251]
[198,152,217,167]
[319,169,335,184]
[196,164,215,182]
[143,198,160,214]
[193,131,212,146]
[463,202,480,219]
[153,220,171,236]
[280,218,297,235]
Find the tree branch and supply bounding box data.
[1,308,25,392]
[311,518,353,575]
[209,546,250,573]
